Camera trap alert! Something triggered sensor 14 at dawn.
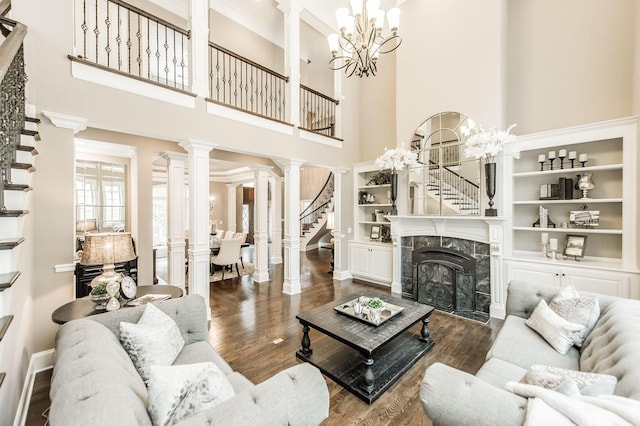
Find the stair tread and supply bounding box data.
[3,183,32,192]
[16,145,38,155]
[11,162,35,172]
[21,129,41,141]
[0,315,13,341]
[0,271,20,291]
[25,116,41,124]
[0,210,28,217]
[0,237,24,249]
[0,373,4,388]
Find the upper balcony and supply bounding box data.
[70,0,342,143]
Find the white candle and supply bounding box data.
[538,154,545,162]
[541,233,549,244]
[568,151,577,160]
[549,238,558,251]
[579,153,588,162]
[559,149,567,157]
[548,151,556,159]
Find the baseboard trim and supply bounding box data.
[14,349,54,426]
[332,269,352,281]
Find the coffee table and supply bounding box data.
[295,291,434,404]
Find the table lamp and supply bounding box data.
[80,232,136,289]
[75,219,98,234]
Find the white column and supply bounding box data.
[270,177,283,264]
[178,138,216,319]
[161,152,187,291]
[251,167,271,282]
[281,159,303,294]
[331,168,350,280]
[279,0,302,127]
[189,0,209,97]
[226,183,238,232]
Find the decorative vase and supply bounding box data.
[484,162,497,216]
[390,172,398,215]
[577,173,595,199]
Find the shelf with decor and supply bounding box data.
[504,117,639,299]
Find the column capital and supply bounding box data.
[277,0,304,14]
[331,167,350,175]
[275,158,305,169]
[179,138,218,153]
[160,151,188,162]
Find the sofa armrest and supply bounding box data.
[177,363,329,426]
[421,363,526,426]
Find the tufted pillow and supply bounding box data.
[147,362,235,426]
[549,286,600,347]
[525,299,585,355]
[119,303,185,384]
[520,364,617,396]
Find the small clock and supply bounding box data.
[120,276,137,300]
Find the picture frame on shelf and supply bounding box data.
[569,210,600,228]
[563,234,587,260]
[370,225,381,240]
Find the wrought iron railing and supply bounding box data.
[300,172,334,234]
[0,17,26,210]
[208,42,288,123]
[299,85,338,137]
[75,0,190,90]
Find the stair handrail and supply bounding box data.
[300,172,334,234]
[0,17,26,211]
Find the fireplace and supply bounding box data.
[401,235,491,322]
[413,247,476,313]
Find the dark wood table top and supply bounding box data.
[296,291,433,355]
[51,285,183,325]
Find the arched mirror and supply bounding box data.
[408,112,481,215]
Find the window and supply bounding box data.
[76,160,126,237]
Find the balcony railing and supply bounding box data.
[299,85,338,138]
[208,42,288,123]
[75,0,189,90]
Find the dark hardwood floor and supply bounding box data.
[26,248,502,425]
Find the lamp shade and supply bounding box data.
[80,232,136,266]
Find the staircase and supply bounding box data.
[0,15,35,399]
[425,165,480,215]
[299,172,334,251]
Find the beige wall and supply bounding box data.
[506,0,636,134]
[300,167,331,200]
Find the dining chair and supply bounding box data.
[234,233,248,267]
[211,238,243,280]
[224,230,236,239]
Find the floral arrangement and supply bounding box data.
[462,122,520,164]
[375,145,418,173]
[367,297,385,310]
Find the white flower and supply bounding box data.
[375,145,418,172]
[463,124,519,163]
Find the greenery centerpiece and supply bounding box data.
[90,282,110,310]
[367,297,385,310]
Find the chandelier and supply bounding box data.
[327,0,401,78]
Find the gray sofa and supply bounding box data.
[49,294,330,425]
[421,280,640,425]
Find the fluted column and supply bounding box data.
[281,159,303,294]
[331,168,350,280]
[178,138,216,319]
[251,167,272,282]
[160,152,187,291]
[270,177,283,264]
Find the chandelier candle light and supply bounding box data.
[328,0,402,78]
[375,145,417,215]
[463,122,519,216]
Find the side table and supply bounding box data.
[51,285,183,325]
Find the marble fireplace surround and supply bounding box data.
[386,216,507,319]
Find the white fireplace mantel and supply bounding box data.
[386,215,508,319]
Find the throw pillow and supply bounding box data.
[521,364,617,396]
[549,286,600,347]
[119,303,185,384]
[525,299,585,355]
[147,362,235,426]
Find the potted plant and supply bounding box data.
[90,282,110,310]
[367,297,385,323]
